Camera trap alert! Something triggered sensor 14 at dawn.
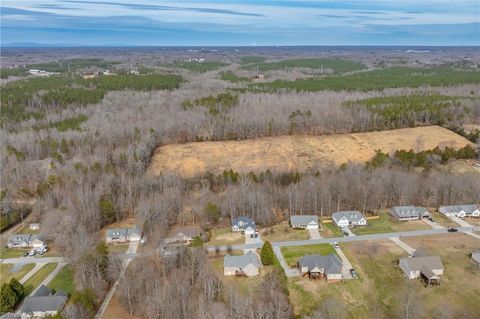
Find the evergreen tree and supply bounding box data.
[260,241,276,266]
[9,278,24,300]
[0,283,17,314]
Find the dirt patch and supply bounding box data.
[148,126,472,177]
[102,293,142,319]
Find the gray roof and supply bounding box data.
[290,215,318,226]
[298,253,342,274]
[439,204,478,214]
[391,206,428,218]
[332,211,365,223]
[106,226,140,238]
[472,250,480,263]
[21,285,67,314]
[224,250,260,269]
[232,217,256,230]
[8,234,32,244]
[400,255,444,272]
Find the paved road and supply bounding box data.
[0,257,65,265]
[204,226,479,252]
[30,262,67,296]
[389,237,415,254]
[96,241,139,319]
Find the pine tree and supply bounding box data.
[260,241,276,266]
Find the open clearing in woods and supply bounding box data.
[148,126,472,177]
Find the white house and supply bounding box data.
[7,234,45,249]
[224,250,261,277]
[106,226,141,244]
[232,217,256,235]
[290,215,319,229]
[331,211,367,228]
[438,204,480,218]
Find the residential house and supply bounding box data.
[224,250,261,277]
[471,250,480,264]
[399,250,444,285]
[438,204,480,218]
[390,206,431,221]
[298,253,343,282]
[232,217,256,235]
[20,285,68,319]
[7,234,44,249]
[290,215,319,229]
[106,226,141,244]
[332,211,367,228]
[164,226,202,245]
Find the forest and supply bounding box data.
[1,48,480,319]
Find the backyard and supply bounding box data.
[207,227,244,247]
[48,266,75,295]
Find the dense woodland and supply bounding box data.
[1,48,480,319]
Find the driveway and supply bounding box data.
[273,246,299,277]
[389,237,415,254]
[423,219,444,229]
[308,228,321,240]
[448,216,473,227]
[19,263,46,284]
[333,246,353,279]
[343,228,356,237]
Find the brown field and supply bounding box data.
[148,126,472,177]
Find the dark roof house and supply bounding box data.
[20,285,68,318]
[298,253,343,282]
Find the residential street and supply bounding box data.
[0,256,65,265]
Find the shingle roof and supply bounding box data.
[472,250,480,263]
[391,206,427,218]
[8,234,31,244]
[232,217,256,230]
[332,211,365,223]
[400,255,444,272]
[439,204,478,214]
[21,286,68,314]
[290,215,318,226]
[298,253,342,275]
[106,225,140,238]
[224,250,261,269]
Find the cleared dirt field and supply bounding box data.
[149,126,472,177]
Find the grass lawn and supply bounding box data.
[319,222,343,238]
[260,224,309,242]
[48,266,75,295]
[352,213,429,235]
[0,247,28,259]
[431,212,458,228]
[207,227,244,247]
[17,225,40,234]
[281,244,336,268]
[0,263,35,286]
[24,263,58,295]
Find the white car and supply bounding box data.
[28,249,37,257]
[332,242,340,249]
[37,245,48,255]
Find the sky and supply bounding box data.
[1,0,479,46]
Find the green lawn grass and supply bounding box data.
[0,247,28,259]
[0,263,35,286]
[23,263,58,295]
[48,266,75,295]
[352,213,429,235]
[319,222,343,238]
[281,244,337,267]
[260,224,309,242]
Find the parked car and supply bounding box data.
[343,231,349,237]
[350,269,358,278]
[23,252,29,257]
[28,249,37,257]
[447,228,458,232]
[332,242,339,249]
